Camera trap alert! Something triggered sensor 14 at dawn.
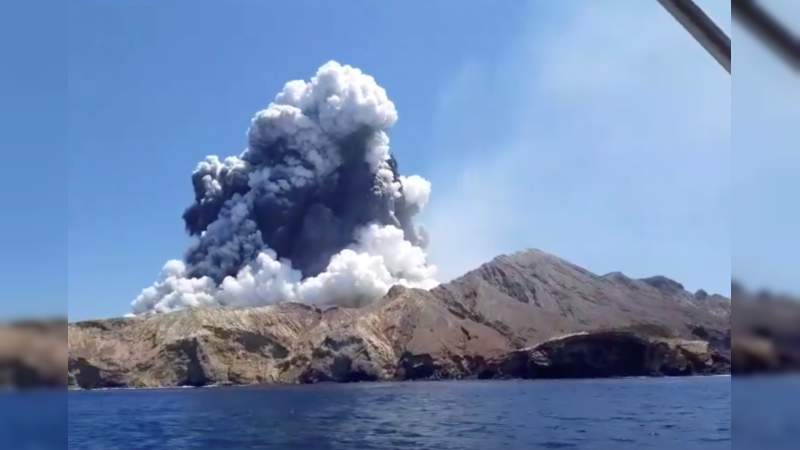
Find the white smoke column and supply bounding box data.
[296,224,438,307]
[133,224,437,313]
[132,61,436,314]
[131,261,218,314]
[399,175,431,210]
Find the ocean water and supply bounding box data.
[66,376,730,450]
[733,375,800,450]
[0,390,67,449]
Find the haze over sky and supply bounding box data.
[3,1,736,321]
[732,2,800,297]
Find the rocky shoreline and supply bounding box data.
[69,319,729,390]
[69,339,730,389]
[1,319,66,388]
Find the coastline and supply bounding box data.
[67,370,732,392]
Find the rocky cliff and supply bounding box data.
[1,320,67,388]
[69,250,730,388]
[732,282,800,374]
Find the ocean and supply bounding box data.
[64,376,731,450]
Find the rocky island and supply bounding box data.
[68,249,731,389]
[66,63,731,389]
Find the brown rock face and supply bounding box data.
[432,250,730,349]
[731,282,800,374]
[1,320,67,388]
[68,250,730,388]
[477,331,727,379]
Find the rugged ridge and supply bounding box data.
[68,250,730,388]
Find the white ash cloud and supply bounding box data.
[132,61,436,314]
[399,175,431,211]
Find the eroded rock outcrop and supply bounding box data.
[478,331,727,379]
[1,320,67,388]
[732,282,800,374]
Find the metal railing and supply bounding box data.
[659,0,800,74]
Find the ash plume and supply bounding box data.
[132,61,436,314]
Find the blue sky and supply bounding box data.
[1,1,67,319]
[732,3,800,296]
[4,1,735,320]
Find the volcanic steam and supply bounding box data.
[132,61,436,314]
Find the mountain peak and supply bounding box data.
[601,271,629,280]
[494,248,558,263]
[639,275,685,293]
